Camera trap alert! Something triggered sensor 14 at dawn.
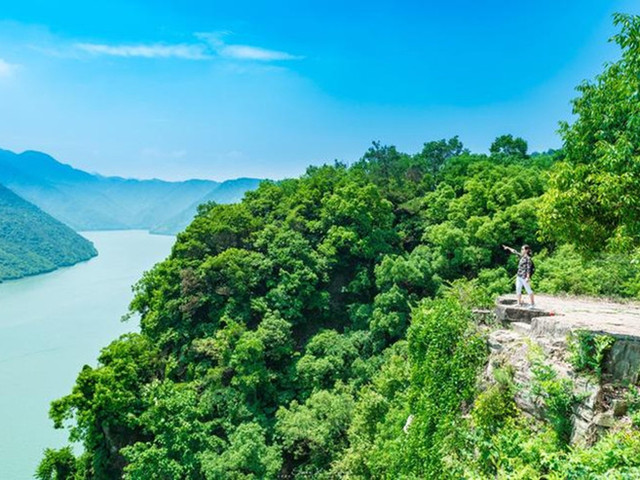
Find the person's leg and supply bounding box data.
[523,278,534,307]
[516,276,523,305]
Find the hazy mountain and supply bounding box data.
[0,149,262,234]
[0,184,97,281]
[150,177,263,234]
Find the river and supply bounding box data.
[0,230,175,479]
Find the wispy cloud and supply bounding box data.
[219,45,303,61]
[0,58,18,77]
[76,42,210,60]
[74,32,302,63]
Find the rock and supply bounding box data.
[606,341,640,383]
[613,399,628,417]
[512,322,532,334]
[487,330,523,353]
[593,411,615,428]
[490,295,640,444]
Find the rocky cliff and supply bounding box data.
[486,295,640,445]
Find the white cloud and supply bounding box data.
[219,45,303,61]
[198,32,302,61]
[75,32,303,63]
[0,58,18,77]
[75,42,211,60]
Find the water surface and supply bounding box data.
[0,230,174,479]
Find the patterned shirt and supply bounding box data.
[517,254,534,279]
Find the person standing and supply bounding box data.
[502,244,535,308]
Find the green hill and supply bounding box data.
[0,184,97,281]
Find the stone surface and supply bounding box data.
[498,294,640,338]
[490,294,640,445]
[613,399,628,417]
[498,294,640,383]
[593,411,616,428]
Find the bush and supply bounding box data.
[568,330,616,379]
[536,245,640,298]
[529,348,576,446]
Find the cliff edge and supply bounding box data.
[487,294,640,445]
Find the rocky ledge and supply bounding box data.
[486,294,640,445]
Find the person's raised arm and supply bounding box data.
[502,244,519,255]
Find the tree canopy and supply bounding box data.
[541,13,640,251]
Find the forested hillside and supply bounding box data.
[37,14,640,479]
[0,149,261,234]
[0,184,97,281]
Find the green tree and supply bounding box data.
[276,390,354,476]
[419,136,465,176]
[36,447,77,480]
[490,134,528,158]
[541,13,640,251]
[200,423,282,480]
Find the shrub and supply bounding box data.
[568,330,616,379]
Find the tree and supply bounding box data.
[419,136,465,176]
[540,13,640,251]
[36,447,77,480]
[490,134,528,158]
[200,423,282,480]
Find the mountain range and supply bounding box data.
[0,149,262,234]
[0,183,97,281]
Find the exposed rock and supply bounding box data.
[607,340,640,383]
[593,411,616,428]
[489,294,640,445]
[613,399,628,417]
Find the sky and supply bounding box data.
[0,0,637,181]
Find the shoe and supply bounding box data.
[528,304,536,309]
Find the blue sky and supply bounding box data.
[0,0,636,180]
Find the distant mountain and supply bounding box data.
[0,149,263,234]
[0,184,97,281]
[150,177,263,234]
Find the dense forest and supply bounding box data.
[0,184,97,281]
[38,14,640,479]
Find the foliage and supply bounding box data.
[276,389,353,476]
[535,245,640,297]
[441,267,512,309]
[199,423,281,480]
[529,347,577,446]
[472,368,517,436]
[568,330,616,378]
[490,134,528,158]
[405,299,488,477]
[540,13,640,251]
[626,387,640,428]
[36,447,78,480]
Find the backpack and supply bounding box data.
[530,258,535,277]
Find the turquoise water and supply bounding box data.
[0,230,175,479]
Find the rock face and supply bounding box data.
[487,295,640,445]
